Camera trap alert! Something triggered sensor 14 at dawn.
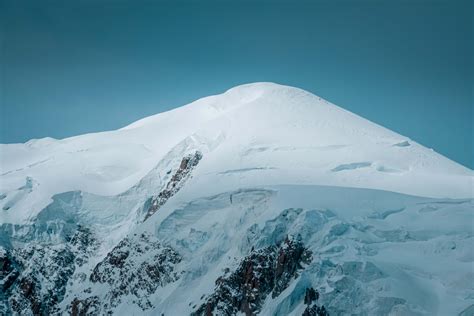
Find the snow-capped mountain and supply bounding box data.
[1,82,473,315]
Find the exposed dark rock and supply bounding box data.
[8,245,75,315]
[302,304,329,316]
[304,287,319,305]
[1,248,20,314]
[70,296,100,316]
[88,233,181,311]
[0,225,98,315]
[273,236,313,298]
[68,226,99,254]
[193,235,312,316]
[302,287,328,316]
[144,151,202,221]
[1,248,19,292]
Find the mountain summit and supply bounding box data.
[1,83,473,315]
[1,83,471,224]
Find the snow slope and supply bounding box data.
[0,82,472,225]
[0,82,473,315]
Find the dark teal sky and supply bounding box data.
[1,0,473,168]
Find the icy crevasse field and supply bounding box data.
[0,83,473,315]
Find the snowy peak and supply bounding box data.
[0,83,473,225]
[1,83,473,316]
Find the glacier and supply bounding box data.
[0,82,473,315]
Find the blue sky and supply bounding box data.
[1,0,472,168]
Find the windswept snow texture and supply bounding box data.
[0,82,473,315]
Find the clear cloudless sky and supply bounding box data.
[0,0,473,168]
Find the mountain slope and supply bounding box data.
[0,83,472,225]
[0,83,473,315]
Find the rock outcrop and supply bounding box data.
[0,226,97,315]
[71,232,182,314]
[144,151,202,221]
[193,235,314,316]
[302,287,329,316]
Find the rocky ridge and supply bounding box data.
[193,235,317,316]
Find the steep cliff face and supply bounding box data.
[302,287,328,316]
[0,226,97,315]
[0,248,20,314]
[68,233,182,314]
[144,151,202,221]
[193,236,313,316]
